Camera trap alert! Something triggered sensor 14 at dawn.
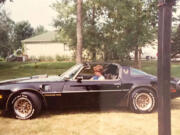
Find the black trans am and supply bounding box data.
[0,63,180,119]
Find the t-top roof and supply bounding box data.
[22,31,58,43]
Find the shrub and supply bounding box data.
[29,56,38,62]
[38,56,55,62]
[0,57,4,61]
[56,55,71,61]
[46,56,54,62]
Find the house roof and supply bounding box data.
[22,31,59,43]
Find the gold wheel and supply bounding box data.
[14,97,33,118]
[135,93,153,111]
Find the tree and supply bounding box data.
[0,9,14,58]
[135,0,157,68]
[34,25,47,36]
[76,0,83,63]
[171,24,180,58]
[0,0,7,3]
[13,21,34,49]
[53,0,158,65]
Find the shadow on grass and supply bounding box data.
[39,106,131,118]
[171,98,180,110]
[0,106,131,120]
[39,98,180,119]
[1,99,180,119]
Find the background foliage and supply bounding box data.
[53,0,158,63]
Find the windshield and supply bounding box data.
[60,64,83,79]
[130,68,148,76]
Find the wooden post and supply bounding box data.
[157,0,175,135]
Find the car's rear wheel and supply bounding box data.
[129,88,157,113]
[12,92,42,119]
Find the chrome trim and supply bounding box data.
[62,89,129,93]
[72,66,84,80]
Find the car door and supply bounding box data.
[62,79,128,107]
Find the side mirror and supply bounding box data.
[76,76,83,83]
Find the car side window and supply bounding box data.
[130,68,147,76]
[103,64,119,80]
[76,64,119,80]
[76,67,94,80]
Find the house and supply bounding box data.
[22,31,74,60]
[130,41,158,60]
[140,45,157,59]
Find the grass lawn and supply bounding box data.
[0,62,75,81]
[0,61,180,135]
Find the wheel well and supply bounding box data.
[6,90,47,111]
[127,86,157,106]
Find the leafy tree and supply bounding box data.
[53,0,158,65]
[34,25,47,36]
[13,21,34,49]
[171,24,180,58]
[0,9,14,58]
[0,0,6,3]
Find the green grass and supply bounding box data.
[141,60,180,78]
[0,62,75,81]
[0,61,180,135]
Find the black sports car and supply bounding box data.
[0,63,180,119]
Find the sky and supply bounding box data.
[2,0,180,31]
[3,0,57,30]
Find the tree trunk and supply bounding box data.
[134,47,142,69]
[76,0,83,64]
[103,44,109,61]
[91,4,96,61]
[92,51,96,61]
[138,48,142,69]
[134,46,139,68]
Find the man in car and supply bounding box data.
[91,65,105,80]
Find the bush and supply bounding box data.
[38,56,55,62]
[56,55,71,61]
[29,56,38,62]
[46,56,54,62]
[0,57,4,61]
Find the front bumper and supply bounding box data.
[171,90,180,99]
[171,83,180,98]
[0,91,11,110]
[0,102,5,109]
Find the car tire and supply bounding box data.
[11,92,42,120]
[129,88,157,113]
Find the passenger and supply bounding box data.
[91,65,105,80]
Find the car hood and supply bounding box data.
[0,74,63,85]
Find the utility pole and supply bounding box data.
[157,0,175,135]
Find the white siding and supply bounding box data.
[24,42,74,58]
[130,45,158,59]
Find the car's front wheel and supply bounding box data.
[12,92,42,119]
[129,88,157,113]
